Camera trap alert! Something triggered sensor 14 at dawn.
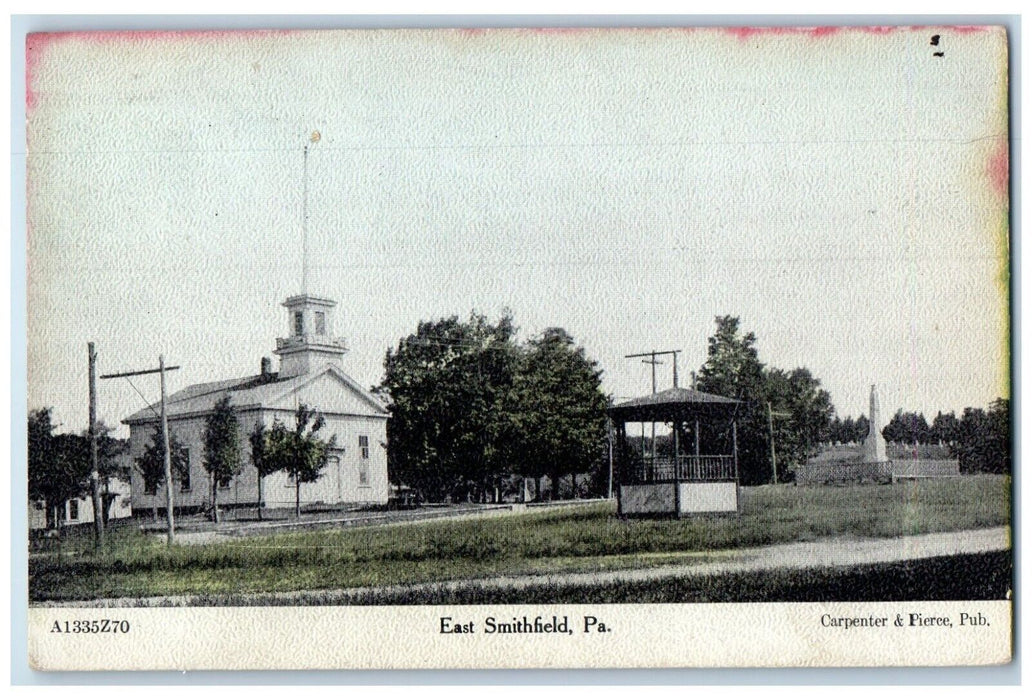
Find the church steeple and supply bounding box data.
[274,294,347,378]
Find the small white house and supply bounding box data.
[29,475,133,530]
[124,293,390,514]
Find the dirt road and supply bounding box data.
[44,525,1010,607]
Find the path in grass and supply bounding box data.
[44,525,1009,606]
[31,477,1010,603]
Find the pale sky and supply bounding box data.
[26,27,1009,438]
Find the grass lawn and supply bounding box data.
[331,551,1012,605]
[29,475,1010,602]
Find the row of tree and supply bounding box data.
[693,316,835,485]
[380,312,609,503]
[29,312,1011,527]
[28,409,129,530]
[826,401,1011,474]
[136,399,337,522]
[825,414,872,445]
[30,398,337,529]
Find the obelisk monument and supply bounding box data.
[863,383,888,462]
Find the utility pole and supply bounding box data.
[626,350,683,392]
[87,342,104,550]
[767,402,791,485]
[768,402,777,484]
[159,355,174,544]
[606,415,614,500]
[101,357,181,545]
[625,349,683,464]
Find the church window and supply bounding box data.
[294,311,305,336]
[180,448,191,492]
[358,435,370,485]
[68,499,79,521]
[315,311,326,335]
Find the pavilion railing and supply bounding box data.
[627,455,736,483]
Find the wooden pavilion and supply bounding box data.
[609,387,741,517]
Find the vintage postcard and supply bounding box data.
[24,26,1010,670]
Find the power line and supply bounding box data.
[123,376,162,422]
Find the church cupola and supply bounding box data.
[274,294,347,378]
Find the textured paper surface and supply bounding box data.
[25,27,1010,671]
[28,602,1012,670]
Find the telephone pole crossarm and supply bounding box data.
[99,358,182,546]
[100,366,180,379]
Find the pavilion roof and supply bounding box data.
[609,386,740,421]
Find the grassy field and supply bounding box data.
[29,475,1010,602]
[331,551,1012,605]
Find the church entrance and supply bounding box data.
[328,450,346,503]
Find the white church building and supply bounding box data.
[124,294,390,514]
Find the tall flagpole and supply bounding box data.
[302,130,320,297]
[302,141,309,296]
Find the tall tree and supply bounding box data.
[381,312,519,502]
[695,316,770,485]
[696,316,835,484]
[955,399,1010,474]
[931,410,962,446]
[135,426,190,521]
[853,415,870,445]
[202,397,242,523]
[264,404,337,518]
[513,328,609,499]
[28,408,90,530]
[249,421,280,521]
[765,367,834,479]
[89,420,130,526]
[882,410,932,445]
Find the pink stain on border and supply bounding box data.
[722,24,993,41]
[988,141,1010,198]
[26,29,297,115]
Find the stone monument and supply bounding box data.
[862,383,888,463]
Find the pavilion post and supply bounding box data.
[673,419,680,480]
[732,419,739,478]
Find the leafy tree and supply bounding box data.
[827,415,843,445]
[931,410,962,446]
[28,408,91,530]
[90,420,130,526]
[765,367,834,479]
[249,421,281,521]
[134,425,190,521]
[696,316,835,484]
[695,316,770,485]
[202,397,242,523]
[853,415,870,445]
[882,410,932,445]
[827,414,867,445]
[986,398,1011,474]
[264,404,337,518]
[28,410,131,530]
[513,328,609,500]
[381,312,519,502]
[955,399,1010,474]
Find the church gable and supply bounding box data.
[263,368,387,417]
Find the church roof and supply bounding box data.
[123,365,388,425]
